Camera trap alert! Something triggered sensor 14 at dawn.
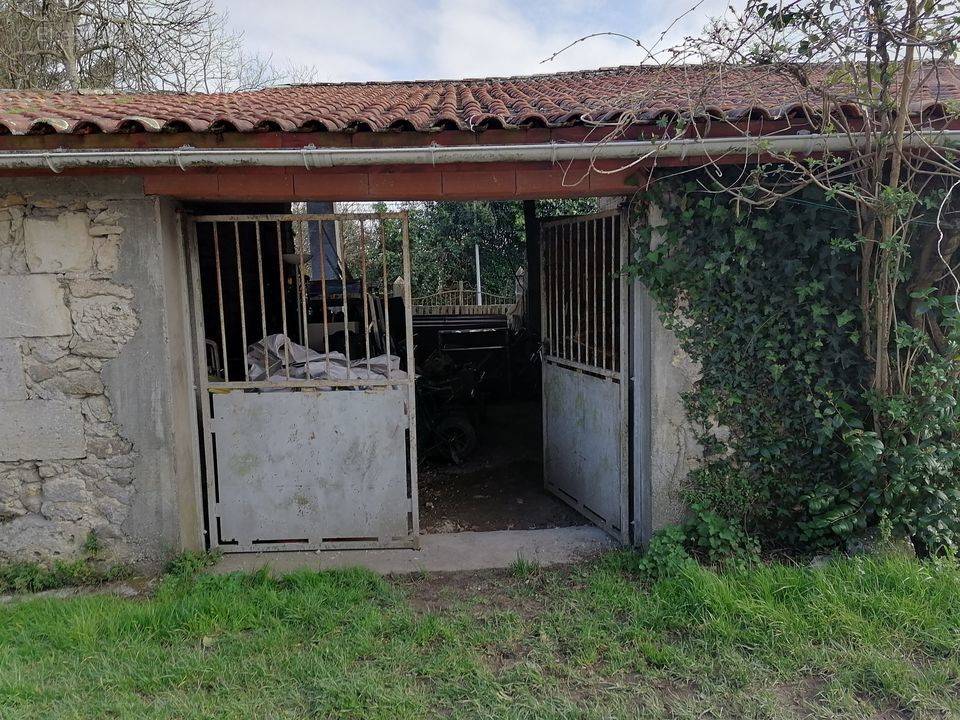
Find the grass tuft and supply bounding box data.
[508,554,539,578]
[164,550,220,578]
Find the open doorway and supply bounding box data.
[186,196,631,553]
[399,198,626,537]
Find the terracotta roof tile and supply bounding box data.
[0,64,957,137]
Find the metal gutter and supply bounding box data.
[0,131,957,171]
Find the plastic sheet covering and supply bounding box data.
[246,334,405,383]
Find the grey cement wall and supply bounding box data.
[0,177,200,568]
[631,202,702,542]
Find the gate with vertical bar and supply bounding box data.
[187,211,418,552]
[540,208,630,543]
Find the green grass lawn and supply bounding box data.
[0,552,958,719]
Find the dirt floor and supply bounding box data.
[418,401,584,533]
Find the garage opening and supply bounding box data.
[187,199,630,552]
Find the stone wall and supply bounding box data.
[0,194,142,562]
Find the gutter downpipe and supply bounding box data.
[0,131,957,171]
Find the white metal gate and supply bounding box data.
[188,211,418,552]
[540,209,629,543]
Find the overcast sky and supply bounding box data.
[215,0,729,84]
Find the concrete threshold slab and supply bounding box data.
[211,525,618,575]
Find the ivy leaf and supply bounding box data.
[835,310,855,328]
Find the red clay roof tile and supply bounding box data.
[0,64,957,137]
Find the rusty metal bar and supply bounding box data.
[567,222,573,361]
[194,212,406,223]
[318,220,332,376]
[276,220,290,379]
[339,220,352,377]
[381,219,392,380]
[539,222,548,359]
[555,225,561,359]
[297,218,309,348]
[233,222,249,381]
[559,224,565,360]
[591,218,597,367]
[359,220,372,374]
[560,224,566,360]
[548,227,554,357]
[611,216,619,372]
[539,208,620,228]
[254,222,268,377]
[583,219,589,366]
[212,222,229,382]
[575,219,581,364]
[556,224,562,360]
[539,214,626,377]
[602,216,608,371]
[208,377,406,390]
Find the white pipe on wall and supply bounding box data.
[0,130,956,172]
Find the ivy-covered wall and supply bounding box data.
[635,170,960,558]
[634,181,875,553]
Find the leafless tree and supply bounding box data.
[0,0,316,91]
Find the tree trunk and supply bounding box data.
[869,0,917,397]
[61,7,80,90]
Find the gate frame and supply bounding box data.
[538,206,631,544]
[185,210,419,552]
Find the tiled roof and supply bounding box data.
[0,64,957,136]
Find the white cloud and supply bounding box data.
[214,0,733,83]
[429,2,646,79]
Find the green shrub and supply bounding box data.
[837,323,960,553]
[635,526,698,580]
[684,503,761,569]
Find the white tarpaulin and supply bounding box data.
[246,334,406,383]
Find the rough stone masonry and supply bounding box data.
[0,194,140,562]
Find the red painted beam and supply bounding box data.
[139,163,645,201]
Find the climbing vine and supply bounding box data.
[634,177,960,554]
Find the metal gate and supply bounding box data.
[187,211,418,552]
[540,208,629,543]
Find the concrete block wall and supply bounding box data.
[0,180,199,566]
